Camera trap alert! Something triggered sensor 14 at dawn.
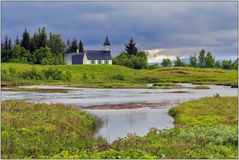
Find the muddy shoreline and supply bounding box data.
[85,103,173,110]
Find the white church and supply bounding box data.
[64,37,112,65]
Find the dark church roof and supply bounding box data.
[72,53,84,64]
[85,50,112,60]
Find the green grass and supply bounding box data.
[169,97,238,126]
[2,97,238,159]
[1,101,107,159]
[1,87,72,93]
[192,85,210,89]
[1,63,238,87]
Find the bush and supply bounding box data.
[9,67,17,76]
[42,68,65,80]
[20,67,43,80]
[1,69,7,75]
[82,73,88,81]
[91,74,96,80]
[148,64,160,70]
[112,74,125,81]
[113,51,148,69]
[231,83,238,88]
[65,71,72,81]
[213,93,220,97]
[193,86,210,89]
[138,76,159,83]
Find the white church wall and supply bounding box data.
[64,53,72,65]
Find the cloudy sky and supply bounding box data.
[2,1,237,63]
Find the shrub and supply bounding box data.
[64,71,72,81]
[9,67,17,76]
[113,51,148,69]
[82,73,88,81]
[42,68,64,80]
[112,74,125,81]
[138,76,159,83]
[231,83,238,88]
[148,64,160,70]
[91,74,96,80]
[1,69,7,75]
[193,86,210,89]
[20,67,43,80]
[213,93,220,97]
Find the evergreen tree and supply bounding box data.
[30,27,48,52]
[78,40,84,52]
[3,34,12,50]
[15,35,20,45]
[70,38,78,52]
[125,37,138,55]
[1,34,13,62]
[189,54,197,67]
[66,38,71,53]
[3,34,9,50]
[205,52,215,68]
[8,37,12,50]
[37,27,47,48]
[30,33,38,53]
[21,27,31,51]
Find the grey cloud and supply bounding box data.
[2,1,237,59]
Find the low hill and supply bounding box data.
[1,63,238,87]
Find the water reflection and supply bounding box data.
[1,83,237,141]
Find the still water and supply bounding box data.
[1,83,237,142]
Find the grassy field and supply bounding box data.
[1,101,107,159]
[2,97,238,159]
[1,63,238,87]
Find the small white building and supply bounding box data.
[64,37,112,65]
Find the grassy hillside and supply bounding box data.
[2,97,238,159]
[1,63,238,87]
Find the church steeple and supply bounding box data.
[103,36,110,51]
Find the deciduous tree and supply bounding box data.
[198,49,206,68]
[161,58,172,67]
[189,55,197,67]
[205,52,215,68]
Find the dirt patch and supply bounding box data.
[85,103,170,110]
[164,91,192,93]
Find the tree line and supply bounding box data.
[160,49,238,70]
[1,27,85,65]
[1,27,237,70]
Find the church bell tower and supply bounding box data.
[103,36,110,51]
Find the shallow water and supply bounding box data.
[1,83,237,141]
[89,108,174,142]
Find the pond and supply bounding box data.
[1,83,237,142]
